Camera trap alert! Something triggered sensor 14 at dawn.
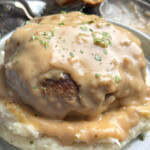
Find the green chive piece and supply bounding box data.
[42,32,47,36]
[41,87,47,91]
[95,55,102,62]
[58,21,65,25]
[70,52,74,57]
[61,11,67,14]
[46,36,51,40]
[32,35,38,40]
[107,23,111,26]
[80,26,88,31]
[40,40,49,48]
[102,32,110,37]
[44,42,49,48]
[33,86,38,90]
[89,29,93,32]
[92,32,112,47]
[51,30,55,36]
[114,75,121,83]
[103,49,108,55]
[80,50,84,54]
[11,55,15,61]
[40,40,44,45]
[95,73,100,78]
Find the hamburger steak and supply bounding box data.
[4,12,147,119]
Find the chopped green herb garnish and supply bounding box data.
[114,75,121,83]
[92,32,112,47]
[51,30,55,36]
[44,42,49,48]
[80,26,88,31]
[33,86,38,90]
[94,38,102,43]
[80,50,84,54]
[58,21,65,25]
[32,35,38,40]
[108,40,112,46]
[95,73,100,78]
[10,55,15,61]
[107,23,111,26]
[89,29,93,32]
[40,40,49,48]
[62,55,65,57]
[40,40,44,45]
[61,11,67,14]
[46,36,51,40]
[42,32,47,36]
[70,52,74,57]
[95,55,102,62]
[41,87,47,91]
[102,32,107,36]
[103,49,108,55]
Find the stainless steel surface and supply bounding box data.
[0,0,46,20]
[0,0,84,38]
[0,138,18,150]
[107,20,150,59]
[100,0,150,35]
[0,20,150,150]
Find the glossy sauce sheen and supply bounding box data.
[1,12,150,145]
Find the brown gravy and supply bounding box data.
[2,94,150,145]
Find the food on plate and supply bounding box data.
[0,12,150,150]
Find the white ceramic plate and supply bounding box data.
[0,23,150,150]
